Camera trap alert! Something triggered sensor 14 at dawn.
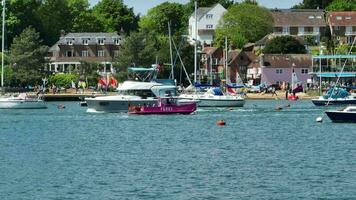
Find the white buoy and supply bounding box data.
[316,117,323,123]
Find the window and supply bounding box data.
[98,50,105,57]
[206,14,213,19]
[113,38,120,45]
[336,16,342,20]
[81,50,89,57]
[97,38,105,45]
[66,38,73,45]
[316,16,322,19]
[335,26,340,31]
[276,69,283,74]
[66,51,73,57]
[206,24,213,29]
[346,16,352,20]
[308,16,314,19]
[113,50,119,57]
[82,38,89,45]
[301,69,309,74]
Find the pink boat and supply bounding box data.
[128,98,196,115]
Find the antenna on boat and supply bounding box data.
[1,0,5,89]
[316,37,356,123]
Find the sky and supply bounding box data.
[89,0,303,15]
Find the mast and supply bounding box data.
[1,0,5,88]
[194,1,197,85]
[168,21,174,80]
[225,36,228,85]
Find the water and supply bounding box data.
[1,100,356,199]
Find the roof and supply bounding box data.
[58,32,121,45]
[261,54,312,68]
[190,3,226,19]
[328,12,356,26]
[227,50,241,64]
[202,47,219,55]
[271,9,326,27]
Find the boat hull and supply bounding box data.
[325,111,356,123]
[129,103,196,115]
[85,97,157,113]
[179,95,245,107]
[312,99,356,106]
[0,100,47,109]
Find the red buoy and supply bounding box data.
[216,120,226,126]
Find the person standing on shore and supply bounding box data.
[285,83,290,100]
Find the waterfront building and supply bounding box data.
[328,12,356,44]
[259,54,312,86]
[271,9,326,44]
[47,32,122,73]
[188,3,227,46]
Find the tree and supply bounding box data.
[9,27,49,87]
[215,3,273,48]
[115,31,157,70]
[187,0,234,9]
[93,0,139,34]
[139,2,187,35]
[36,0,74,45]
[263,36,307,54]
[326,0,356,11]
[293,0,333,9]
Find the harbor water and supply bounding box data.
[1,100,356,199]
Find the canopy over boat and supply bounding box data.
[323,87,350,99]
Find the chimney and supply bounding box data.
[259,54,265,67]
[60,30,66,37]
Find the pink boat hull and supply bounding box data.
[129,102,197,115]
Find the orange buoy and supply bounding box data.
[216,120,226,126]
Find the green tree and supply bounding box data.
[9,27,49,87]
[187,0,234,9]
[139,2,187,35]
[115,31,157,70]
[215,3,273,48]
[36,0,74,45]
[293,0,333,9]
[326,0,356,11]
[93,0,139,33]
[263,36,307,54]
[68,0,104,32]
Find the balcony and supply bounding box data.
[273,32,290,36]
[298,32,320,36]
[345,31,356,36]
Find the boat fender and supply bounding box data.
[217,120,226,126]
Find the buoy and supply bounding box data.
[216,120,226,126]
[316,117,323,123]
[57,104,65,109]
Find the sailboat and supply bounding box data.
[178,2,245,107]
[288,68,302,101]
[0,0,47,109]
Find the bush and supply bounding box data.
[48,73,79,88]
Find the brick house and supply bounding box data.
[48,32,122,73]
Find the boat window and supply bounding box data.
[120,90,155,99]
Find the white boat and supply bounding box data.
[85,81,179,113]
[0,1,47,109]
[325,106,356,123]
[0,93,47,109]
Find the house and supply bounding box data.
[260,54,312,86]
[328,12,356,44]
[271,9,326,44]
[200,47,253,85]
[188,3,227,46]
[246,52,262,85]
[48,32,122,73]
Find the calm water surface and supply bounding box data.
[0,100,356,199]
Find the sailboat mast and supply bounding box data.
[1,0,5,88]
[225,36,228,85]
[168,21,174,80]
[194,1,197,85]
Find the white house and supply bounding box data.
[188,3,227,46]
